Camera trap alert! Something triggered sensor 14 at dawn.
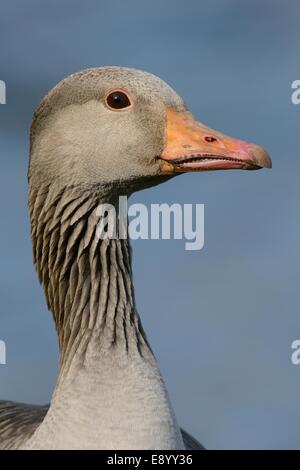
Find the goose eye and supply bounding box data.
[204,136,218,143]
[105,90,131,110]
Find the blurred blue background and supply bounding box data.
[0,0,299,449]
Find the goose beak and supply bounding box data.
[159,109,272,173]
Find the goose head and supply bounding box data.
[29,67,271,195]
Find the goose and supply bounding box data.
[0,67,271,450]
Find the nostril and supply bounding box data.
[204,136,218,143]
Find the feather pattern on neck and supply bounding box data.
[25,183,184,449]
[29,184,151,370]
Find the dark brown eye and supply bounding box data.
[204,136,218,143]
[105,90,131,110]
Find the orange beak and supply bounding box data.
[159,109,272,173]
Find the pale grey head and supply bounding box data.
[29,67,186,195]
[29,66,271,198]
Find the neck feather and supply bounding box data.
[29,184,151,370]
[27,182,184,450]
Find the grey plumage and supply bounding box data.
[0,401,204,450]
[0,401,48,450]
[1,66,229,450]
